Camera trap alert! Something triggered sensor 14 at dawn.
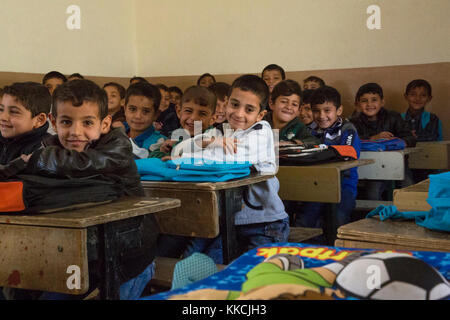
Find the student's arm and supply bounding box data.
[26,131,135,178]
[292,125,321,147]
[0,157,28,179]
[341,122,361,158]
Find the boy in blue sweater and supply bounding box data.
[295,86,361,244]
[123,82,167,158]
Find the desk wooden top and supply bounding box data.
[361,147,421,156]
[141,172,274,191]
[393,179,431,211]
[337,217,450,252]
[0,197,181,228]
[277,159,374,203]
[279,159,374,171]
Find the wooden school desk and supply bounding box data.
[141,173,273,264]
[335,217,450,252]
[393,178,431,212]
[276,159,374,244]
[408,141,450,170]
[357,148,420,181]
[0,197,180,300]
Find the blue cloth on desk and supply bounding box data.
[136,158,252,182]
[361,138,406,151]
[366,171,450,232]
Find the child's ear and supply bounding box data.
[209,114,217,126]
[33,112,48,129]
[49,113,57,131]
[268,98,274,111]
[101,115,112,134]
[257,109,267,122]
[120,98,125,107]
[337,105,343,116]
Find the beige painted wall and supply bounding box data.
[0,0,136,77]
[135,0,450,77]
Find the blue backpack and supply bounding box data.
[136,158,252,182]
[367,171,450,232]
[361,138,406,151]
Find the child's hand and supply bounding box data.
[153,122,163,131]
[20,154,32,163]
[161,156,172,162]
[161,139,177,153]
[371,131,394,140]
[411,130,417,138]
[279,141,296,146]
[216,137,238,154]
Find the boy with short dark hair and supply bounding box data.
[22,79,154,299]
[351,82,416,147]
[150,85,216,159]
[295,86,361,242]
[0,82,51,176]
[129,76,148,86]
[208,82,230,126]
[266,80,319,146]
[261,64,286,93]
[103,82,126,128]
[298,89,317,132]
[68,73,84,81]
[154,84,179,137]
[197,73,216,87]
[303,76,325,90]
[351,82,416,199]
[174,75,289,258]
[124,82,167,159]
[402,79,442,183]
[42,71,67,96]
[168,86,183,110]
[401,79,442,142]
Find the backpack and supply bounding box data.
[361,138,406,151]
[278,145,358,166]
[0,174,122,214]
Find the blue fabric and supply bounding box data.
[361,138,406,151]
[235,217,290,255]
[136,158,252,182]
[120,262,155,300]
[171,253,219,290]
[366,171,450,232]
[124,122,166,150]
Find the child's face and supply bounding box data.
[159,89,170,110]
[312,101,342,129]
[214,98,227,124]
[176,101,215,136]
[299,103,314,125]
[44,78,64,96]
[262,70,283,93]
[104,85,124,115]
[199,76,215,88]
[303,81,320,90]
[358,93,384,120]
[0,94,46,138]
[405,86,432,112]
[270,94,300,124]
[124,95,156,135]
[169,91,181,108]
[51,101,111,152]
[226,88,266,131]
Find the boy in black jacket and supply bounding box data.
[351,82,416,200]
[20,80,156,300]
[351,82,416,147]
[0,82,51,176]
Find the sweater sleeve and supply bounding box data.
[392,112,416,147]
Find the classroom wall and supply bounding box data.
[0,0,136,77]
[135,0,450,77]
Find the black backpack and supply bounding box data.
[0,174,123,214]
[278,145,357,166]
